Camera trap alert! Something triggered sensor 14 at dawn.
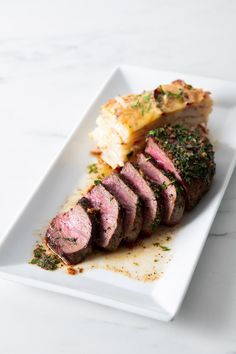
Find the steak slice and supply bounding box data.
[46,201,93,265]
[137,153,185,226]
[102,173,143,243]
[146,125,215,209]
[85,183,123,250]
[120,162,161,234]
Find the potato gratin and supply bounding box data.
[90,80,212,168]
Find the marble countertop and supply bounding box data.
[0,1,236,353]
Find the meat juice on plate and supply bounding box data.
[32,125,215,280]
[54,162,174,282]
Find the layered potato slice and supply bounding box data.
[90,80,213,168]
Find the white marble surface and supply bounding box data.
[0,1,236,353]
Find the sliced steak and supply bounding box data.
[85,183,123,250]
[146,126,215,209]
[46,201,93,265]
[102,173,143,243]
[146,137,182,182]
[120,162,161,234]
[137,153,185,226]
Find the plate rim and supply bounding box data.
[0,64,236,321]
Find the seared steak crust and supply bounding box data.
[146,125,215,209]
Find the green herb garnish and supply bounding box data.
[149,182,161,203]
[152,242,170,251]
[148,130,157,136]
[140,104,145,116]
[159,245,170,251]
[164,171,184,194]
[94,179,101,186]
[154,86,184,105]
[88,163,98,174]
[131,93,152,116]
[161,181,167,190]
[146,102,152,112]
[154,86,165,105]
[147,125,215,184]
[166,89,184,100]
[30,244,61,271]
[142,94,151,102]
[151,215,161,232]
[131,99,141,109]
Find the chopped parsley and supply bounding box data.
[87,163,98,174]
[149,182,161,199]
[145,156,152,161]
[158,85,165,95]
[94,179,102,186]
[152,242,170,251]
[164,171,184,194]
[143,94,151,102]
[131,100,141,109]
[151,215,161,232]
[146,102,152,112]
[131,93,153,116]
[166,89,184,100]
[141,104,145,116]
[161,181,167,190]
[154,85,184,106]
[147,125,215,184]
[148,130,157,137]
[30,244,61,271]
[159,245,170,251]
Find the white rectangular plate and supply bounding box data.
[0,65,236,321]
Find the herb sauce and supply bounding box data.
[30,244,62,271]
